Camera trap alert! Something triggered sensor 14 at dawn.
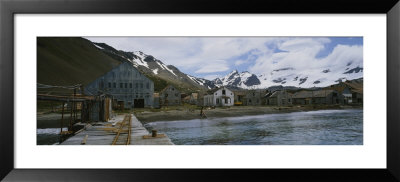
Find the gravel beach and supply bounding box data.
[134,105,359,124]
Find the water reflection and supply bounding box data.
[145,109,363,145]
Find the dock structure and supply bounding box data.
[60,114,173,145]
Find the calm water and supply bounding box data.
[144,109,363,145]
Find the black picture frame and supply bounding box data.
[1,0,399,181]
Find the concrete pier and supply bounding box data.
[60,114,173,145]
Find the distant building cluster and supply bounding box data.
[85,61,362,110]
[198,79,363,107]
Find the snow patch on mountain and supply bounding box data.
[130,54,149,69]
[187,75,203,86]
[93,44,104,50]
[152,68,159,75]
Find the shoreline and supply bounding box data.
[135,105,362,124]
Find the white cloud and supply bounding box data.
[195,60,229,73]
[235,60,247,66]
[203,74,221,80]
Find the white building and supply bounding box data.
[203,87,234,107]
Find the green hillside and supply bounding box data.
[37,37,121,87]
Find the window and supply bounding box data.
[146,82,149,89]
[249,99,252,103]
[125,83,128,88]
[253,93,255,96]
[222,90,226,95]
[140,83,143,89]
[172,88,174,91]
[231,93,232,95]
[216,98,219,104]
[113,82,116,88]
[120,83,123,88]
[288,99,291,102]
[175,93,178,97]
[130,83,132,88]
[112,72,115,79]
[108,82,111,88]
[215,93,217,95]
[165,94,168,98]
[136,83,138,89]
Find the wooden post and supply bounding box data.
[69,100,73,131]
[152,130,157,137]
[61,102,65,133]
[73,88,77,123]
[60,102,65,143]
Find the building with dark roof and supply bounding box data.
[159,85,181,106]
[291,90,340,105]
[246,90,267,106]
[266,90,292,106]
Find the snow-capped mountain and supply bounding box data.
[92,41,363,91]
[213,64,363,89]
[213,70,261,89]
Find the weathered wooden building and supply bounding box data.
[153,93,160,108]
[84,62,154,109]
[291,90,340,105]
[159,85,182,106]
[183,93,199,105]
[328,80,363,104]
[233,90,247,106]
[266,90,292,106]
[246,90,267,106]
[203,87,234,107]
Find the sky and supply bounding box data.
[85,37,363,80]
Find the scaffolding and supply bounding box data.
[37,83,112,143]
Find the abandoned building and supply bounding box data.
[291,90,340,105]
[233,90,247,106]
[84,62,154,109]
[183,93,199,105]
[153,93,160,108]
[203,87,234,107]
[266,90,293,106]
[246,90,267,106]
[159,85,182,106]
[329,80,363,104]
[341,81,363,104]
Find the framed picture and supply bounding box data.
[1,0,399,181]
